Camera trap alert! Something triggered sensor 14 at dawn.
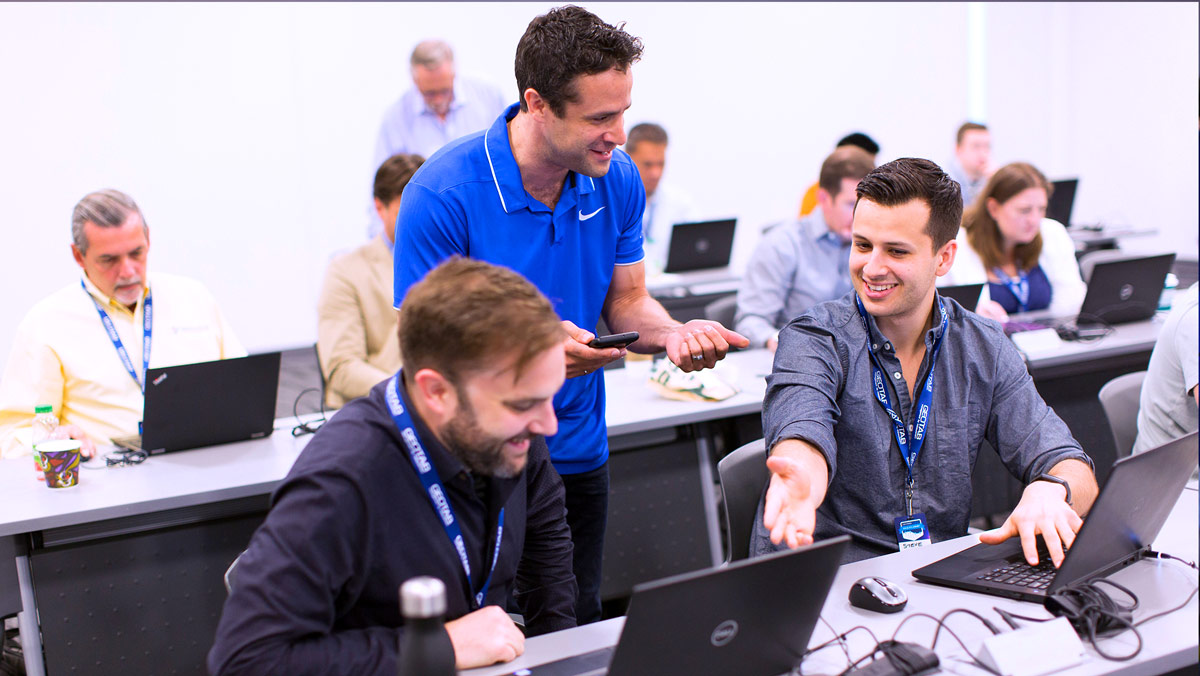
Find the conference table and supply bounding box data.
[0,316,1164,675]
[0,350,771,676]
[465,483,1199,676]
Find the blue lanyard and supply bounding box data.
[993,267,1030,312]
[82,280,152,392]
[386,375,504,610]
[854,296,948,513]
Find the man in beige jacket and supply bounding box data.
[318,153,424,407]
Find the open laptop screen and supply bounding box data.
[663,219,737,273]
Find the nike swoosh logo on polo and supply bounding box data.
[579,206,606,221]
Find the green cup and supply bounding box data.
[35,439,82,488]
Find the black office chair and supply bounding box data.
[1098,371,1147,459]
[704,295,738,329]
[717,438,768,565]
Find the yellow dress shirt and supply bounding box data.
[0,272,245,457]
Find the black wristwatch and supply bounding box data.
[1033,473,1073,506]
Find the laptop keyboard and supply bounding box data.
[976,558,1057,590]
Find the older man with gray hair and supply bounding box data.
[0,189,244,458]
[367,39,509,237]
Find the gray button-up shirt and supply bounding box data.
[751,292,1091,562]
[734,208,853,348]
[945,157,987,208]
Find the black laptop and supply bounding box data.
[1047,178,1078,227]
[112,352,281,454]
[1077,253,1175,325]
[913,432,1198,602]
[663,219,737,273]
[517,535,849,676]
[1004,253,1175,335]
[939,283,983,310]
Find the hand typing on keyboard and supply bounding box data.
[978,477,1084,568]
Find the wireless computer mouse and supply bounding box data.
[848,576,908,613]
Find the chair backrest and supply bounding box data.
[1098,371,1147,459]
[705,294,738,328]
[223,551,245,594]
[717,438,769,564]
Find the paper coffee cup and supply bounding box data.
[35,439,82,488]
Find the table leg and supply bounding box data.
[694,425,723,567]
[16,553,45,676]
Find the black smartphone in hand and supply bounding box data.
[588,331,639,349]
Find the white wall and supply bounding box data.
[1,2,1196,361]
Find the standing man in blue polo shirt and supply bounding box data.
[395,5,749,624]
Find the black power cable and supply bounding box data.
[290,386,327,436]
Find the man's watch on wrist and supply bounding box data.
[1033,473,1072,506]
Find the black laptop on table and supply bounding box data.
[1077,253,1175,325]
[662,218,737,273]
[1046,178,1078,227]
[913,432,1198,603]
[516,535,849,676]
[1004,253,1175,335]
[939,283,983,310]
[112,352,281,454]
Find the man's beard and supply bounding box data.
[441,392,530,479]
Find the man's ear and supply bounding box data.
[411,368,458,420]
[523,88,550,120]
[71,244,85,269]
[934,239,957,278]
[815,188,832,213]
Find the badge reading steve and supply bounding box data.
[894,513,931,550]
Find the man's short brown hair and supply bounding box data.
[626,122,668,154]
[374,154,425,205]
[398,257,565,384]
[956,122,988,146]
[818,146,876,197]
[514,5,644,116]
[855,158,963,251]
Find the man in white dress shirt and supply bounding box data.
[625,122,696,273]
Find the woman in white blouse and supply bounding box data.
[942,162,1085,322]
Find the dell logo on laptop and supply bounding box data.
[1119,284,1134,301]
[710,619,739,646]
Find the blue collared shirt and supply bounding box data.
[751,292,1092,561]
[734,208,853,348]
[394,103,645,474]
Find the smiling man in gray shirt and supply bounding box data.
[752,158,1098,565]
[735,146,875,350]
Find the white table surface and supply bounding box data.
[465,484,1199,676]
[1013,315,1162,370]
[0,350,776,537]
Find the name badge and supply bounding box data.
[894,513,931,550]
